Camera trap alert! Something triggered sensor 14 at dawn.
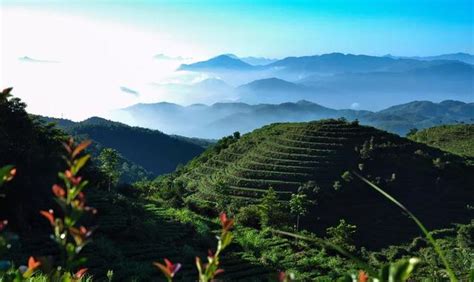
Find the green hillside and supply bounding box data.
[41,116,206,176]
[408,124,474,158]
[2,90,473,280]
[1,91,271,281]
[171,119,474,248]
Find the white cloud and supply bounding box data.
[350,102,360,109]
[1,7,200,120]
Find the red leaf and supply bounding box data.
[40,210,55,226]
[219,212,234,231]
[215,269,225,276]
[52,184,66,198]
[358,270,369,282]
[28,257,41,270]
[72,140,92,158]
[75,268,88,279]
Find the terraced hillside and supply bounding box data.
[408,124,474,159]
[175,119,474,248]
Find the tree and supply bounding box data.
[289,193,309,232]
[259,187,288,227]
[0,88,66,231]
[99,148,121,191]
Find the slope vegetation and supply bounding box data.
[42,117,206,176]
[408,124,474,158]
[175,119,474,248]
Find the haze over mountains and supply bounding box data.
[385,52,474,65]
[166,52,474,110]
[111,99,474,139]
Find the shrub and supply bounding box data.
[236,205,262,229]
[326,219,357,252]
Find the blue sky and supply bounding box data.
[3,0,474,57]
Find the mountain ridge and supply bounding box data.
[112,99,474,138]
[40,116,207,176]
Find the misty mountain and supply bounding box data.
[178,54,255,71]
[386,52,474,65]
[266,52,450,74]
[181,52,448,75]
[113,100,474,139]
[224,54,277,65]
[239,77,306,92]
[18,56,59,63]
[174,53,473,106]
[379,100,474,119]
[153,53,190,61]
[237,77,315,103]
[193,78,233,91]
[227,61,474,108]
[297,62,473,108]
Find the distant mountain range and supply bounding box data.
[179,52,473,74]
[385,52,474,65]
[174,53,473,108]
[224,54,277,66]
[111,99,474,139]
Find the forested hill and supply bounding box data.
[40,116,206,176]
[168,119,474,248]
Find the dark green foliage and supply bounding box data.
[0,89,66,231]
[325,219,357,252]
[98,148,121,191]
[368,221,474,280]
[259,188,290,228]
[236,205,262,229]
[42,116,205,176]
[456,223,473,249]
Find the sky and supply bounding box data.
[1,0,473,119]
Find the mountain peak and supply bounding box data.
[178,55,254,71]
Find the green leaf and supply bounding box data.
[72,155,90,175]
[389,258,420,281]
[220,232,233,249]
[379,264,390,282]
[0,165,15,186]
